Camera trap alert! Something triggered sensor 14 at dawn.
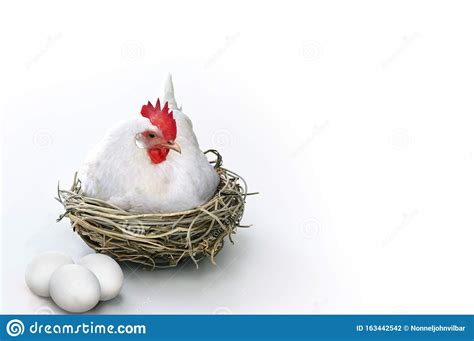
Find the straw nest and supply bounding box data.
[57,150,250,269]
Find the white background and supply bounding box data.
[1,0,474,314]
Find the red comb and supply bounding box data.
[141,98,177,140]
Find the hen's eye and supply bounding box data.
[148,133,156,138]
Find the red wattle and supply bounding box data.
[147,148,169,164]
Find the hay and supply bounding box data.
[57,150,250,269]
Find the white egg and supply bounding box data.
[49,264,101,313]
[25,252,74,297]
[77,253,123,301]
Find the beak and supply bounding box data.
[161,140,182,154]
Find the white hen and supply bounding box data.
[80,75,220,213]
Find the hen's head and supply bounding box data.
[135,98,181,164]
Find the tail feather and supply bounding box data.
[163,73,178,110]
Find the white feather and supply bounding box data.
[79,77,220,213]
[163,73,178,110]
